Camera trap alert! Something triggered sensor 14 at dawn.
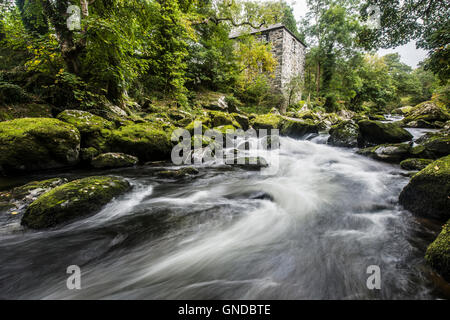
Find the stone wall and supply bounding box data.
[259,27,306,106]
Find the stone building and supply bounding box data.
[230,23,307,106]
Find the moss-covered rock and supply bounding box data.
[80,147,100,162]
[91,152,138,169]
[357,143,412,163]
[109,123,173,162]
[22,176,131,229]
[400,158,434,171]
[11,178,68,200]
[358,120,413,145]
[296,110,320,121]
[184,116,212,134]
[399,155,450,221]
[415,130,450,159]
[328,120,360,148]
[0,178,68,217]
[208,110,241,128]
[57,110,113,135]
[280,118,319,138]
[57,110,114,152]
[250,114,283,130]
[392,106,414,116]
[403,101,450,125]
[425,220,450,282]
[0,118,80,174]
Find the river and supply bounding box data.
[0,131,445,299]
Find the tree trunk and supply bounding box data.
[316,60,321,94]
[41,0,86,76]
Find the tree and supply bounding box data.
[359,0,450,83]
[301,0,362,107]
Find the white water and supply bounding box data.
[0,135,440,299]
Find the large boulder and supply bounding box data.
[109,123,173,162]
[280,118,319,138]
[22,176,131,229]
[91,152,138,169]
[0,118,80,174]
[425,220,450,281]
[357,143,412,163]
[399,155,450,221]
[403,101,450,126]
[57,110,114,152]
[358,120,413,145]
[327,120,360,148]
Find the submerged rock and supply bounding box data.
[157,167,199,179]
[91,152,138,169]
[22,176,131,229]
[358,120,413,145]
[400,158,434,171]
[399,155,450,222]
[357,143,411,163]
[327,120,360,148]
[0,118,80,174]
[425,220,450,282]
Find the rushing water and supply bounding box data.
[0,133,445,300]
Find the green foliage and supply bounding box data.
[360,0,449,83]
[0,81,31,105]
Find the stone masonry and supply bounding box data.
[230,23,306,105]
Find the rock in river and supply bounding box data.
[399,155,450,222]
[22,176,131,229]
[327,120,360,148]
[358,120,413,145]
[425,220,450,282]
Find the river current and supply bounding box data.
[0,129,445,299]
